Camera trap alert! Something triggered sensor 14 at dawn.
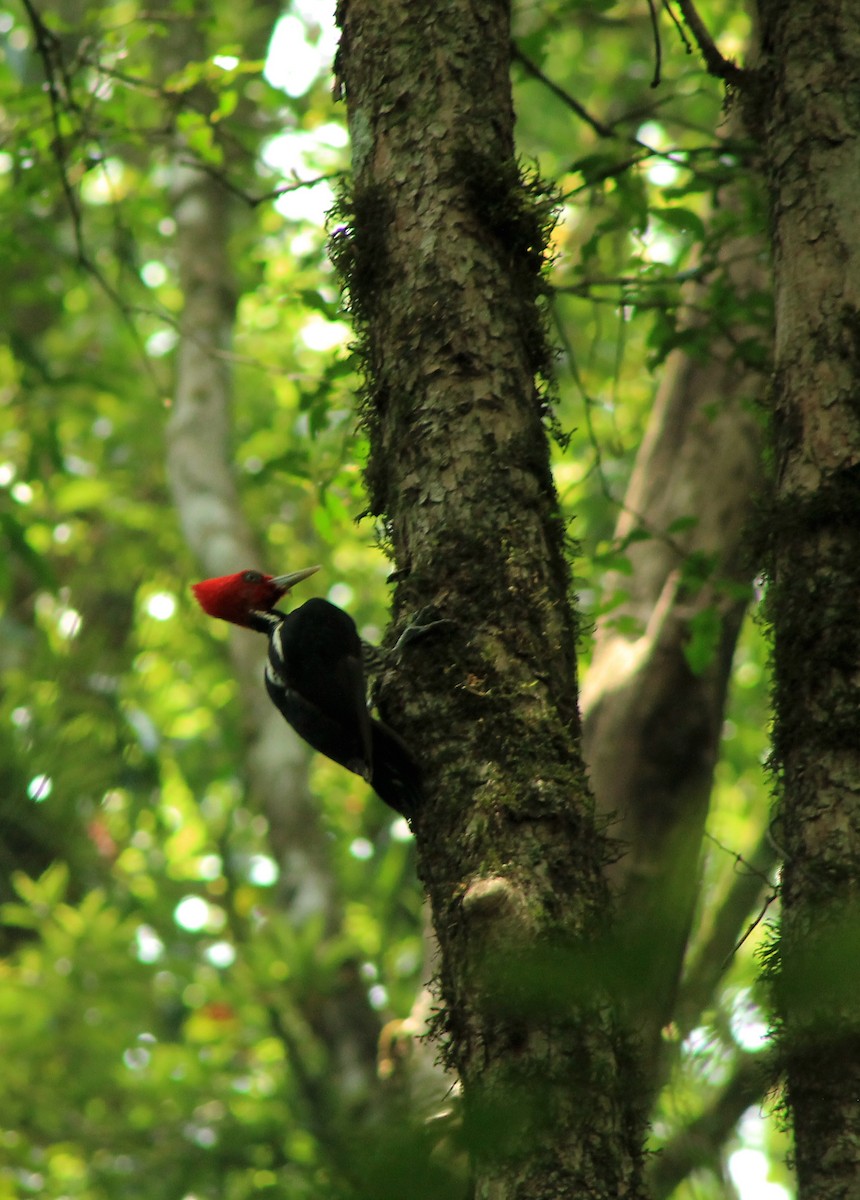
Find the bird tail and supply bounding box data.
[370,720,423,819]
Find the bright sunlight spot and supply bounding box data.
[647,159,681,187]
[349,838,374,861]
[196,854,223,881]
[136,925,164,964]
[730,989,770,1051]
[11,706,31,728]
[328,582,353,608]
[213,54,239,71]
[729,1148,791,1200]
[640,226,677,265]
[205,941,237,969]
[57,607,83,639]
[637,120,682,188]
[140,260,168,288]
[265,4,339,98]
[390,817,413,842]
[11,481,33,503]
[248,855,279,886]
[261,132,339,222]
[146,592,176,621]
[637,121,668,148]
[266,15,320,96]
[368,984,389,1010]
[146,329,178,358]
[174,895,211,932]
[80,158,129,205]
[299,315,350,352]
[27,774,53,802]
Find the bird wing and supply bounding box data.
[265,665,371,780]
[333,651,374,775]
[269,599,375,779]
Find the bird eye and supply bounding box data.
[242,570,264,584]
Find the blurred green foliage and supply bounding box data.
[0,0,787,1197]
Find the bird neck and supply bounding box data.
[247,609,284,636]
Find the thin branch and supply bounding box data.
[646,0,663,88]
[123,301,336,377]
[551,301,720,566]
[511,43,616,139]
[179,159,345,208]
[20,0,86,262]
[661,0,692,54]
[672,0,749,85]
[553,265,708,295]
[675,830,779,1036]
[724,888,778,968]
[551,302,620,508]
[20,0,160,386]
[512,40,745,194]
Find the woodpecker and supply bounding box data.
[192,567,422,818]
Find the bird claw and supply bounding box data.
[362,609,456,677]
[392,610,457,656]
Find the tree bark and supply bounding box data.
[335,2,645,1195]
[749,3,860,1196]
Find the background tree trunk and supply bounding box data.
[582,175,769,1082]
[750,2,860,1195]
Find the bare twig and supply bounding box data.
[20,0,86,261]
[724,889,778,968]
[20,0,159,384]
[661,0,692,54]
[646,0,663,88]
[510,43,615,139]
[672,0,748,85]
[511,40,741,192]
[175,157,343,207]
[676,830,779,1035]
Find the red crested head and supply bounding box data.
[192,566,320,629]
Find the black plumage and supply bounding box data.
[263,598,421,818]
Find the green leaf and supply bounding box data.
[658,207,706,239]
[666,515,699,535]
[683,606,722,675]
[680,550,718,592]
[0,902,39,930]
[299,289,340,320]
[0,511,56,586]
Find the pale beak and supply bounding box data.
[271,565,321,595]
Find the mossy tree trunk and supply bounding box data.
[750,2,860,1195]
[334,1,646,1196]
